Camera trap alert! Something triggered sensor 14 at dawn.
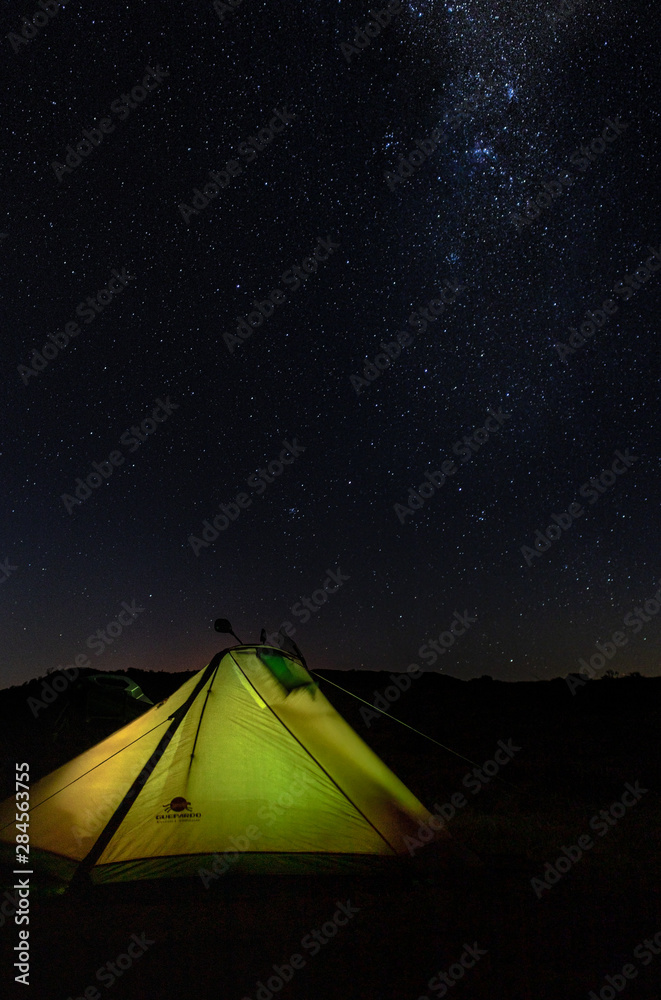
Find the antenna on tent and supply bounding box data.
[214,618,244,644]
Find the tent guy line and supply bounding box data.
[0,717,172,838]
[1,650,520,852]
[0,645,447,883]
[229,650,399,855]
[311,670,521,793]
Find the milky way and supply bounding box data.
[1,0,659,685]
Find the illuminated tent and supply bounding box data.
[0,646,447,883]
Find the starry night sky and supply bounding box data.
[2,0,660,688]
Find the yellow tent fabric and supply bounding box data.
[0,647,445,881]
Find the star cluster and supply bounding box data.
[1,0,660,687]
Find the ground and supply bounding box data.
[0,671,659,999]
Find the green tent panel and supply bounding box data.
[0,646,446,882]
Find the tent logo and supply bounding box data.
[156,797,201,822]
[165,797,191,813]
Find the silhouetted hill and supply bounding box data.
[0,667,659,1000]
[1,667,658,838]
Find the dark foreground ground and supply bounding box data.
[0,669,659,1000]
